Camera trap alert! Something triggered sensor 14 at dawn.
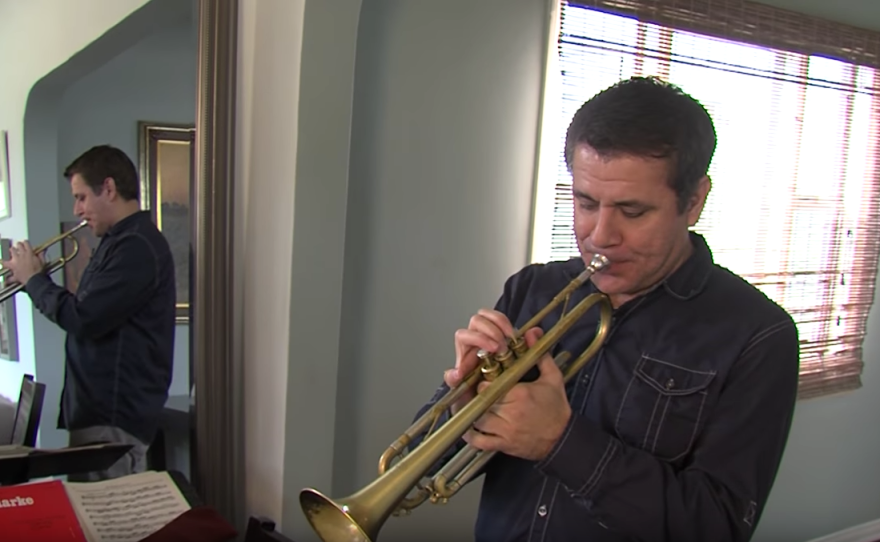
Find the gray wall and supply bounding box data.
[274,1,880,541]
[336,0,547,538]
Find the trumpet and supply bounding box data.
[0,220,89,303]
[299,254,614,542]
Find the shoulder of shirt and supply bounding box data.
[706,263,796,328]
[504,257,584,291]
[109,225,170,260]
[509,257,583,278]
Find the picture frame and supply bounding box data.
[137,121,195,324]
[0,239,19,361]
[0,131,12,221]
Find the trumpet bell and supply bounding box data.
[300,489,377,542]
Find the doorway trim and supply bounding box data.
[192,0,242,527]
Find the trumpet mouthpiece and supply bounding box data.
[573,254,609,285]
[587,254,610,273]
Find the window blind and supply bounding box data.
[530,0,880,399]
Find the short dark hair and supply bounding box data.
[63,145,140,201]
[564,76,717,212]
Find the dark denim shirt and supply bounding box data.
[413,233,799,542]
[25,210,176,445]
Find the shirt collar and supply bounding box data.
[104,210,151,238]
[661,231,714,300]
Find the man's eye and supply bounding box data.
[622,209,645,219]
[578,201,598,211]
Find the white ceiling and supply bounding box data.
[753,0,880,33]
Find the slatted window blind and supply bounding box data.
[530,0,880,399]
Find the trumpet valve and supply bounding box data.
[477,350,503,381]
[509,335,528,357]
[430,494,450,505]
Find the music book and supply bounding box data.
[0,470,192,542]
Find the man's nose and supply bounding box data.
[590,208,621,248]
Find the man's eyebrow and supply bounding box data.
[574,189,595,201]
[573,190,654,209]
[614,199,653,209]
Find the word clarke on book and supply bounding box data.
[0,495,35,507]
[0,470,191,542]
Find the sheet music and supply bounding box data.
[64,470,191,542]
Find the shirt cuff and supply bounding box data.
[534,413,620,497]
[24,272,53,298]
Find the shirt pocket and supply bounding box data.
[614,354,715,461]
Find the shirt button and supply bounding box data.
[537,504,548,517]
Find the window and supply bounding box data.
[530,0,880,399]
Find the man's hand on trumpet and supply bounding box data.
[1,241,45,284]
[447,308,572,462]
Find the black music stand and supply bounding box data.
[243,517,297,542]
[0,442,133,486]
[10,375,45,447]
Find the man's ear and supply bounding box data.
[686,175,711,227]
[102,177,118,200]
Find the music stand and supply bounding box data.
[243,516,297,542]
[10,374,45,447]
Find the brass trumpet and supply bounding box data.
[0,220,89,303]
[300,254,614,542]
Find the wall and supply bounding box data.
[334,1,548,539]
[0,0,152,402]
[236,0,306,527]
[236,1,548,540]
[242,1,880,541]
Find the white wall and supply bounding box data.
[0,0,151,402]
[236,0,305,527]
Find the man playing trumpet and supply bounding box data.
[2,145,176,481]
[417,76,800,542]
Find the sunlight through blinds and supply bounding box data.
[532,0,880,398]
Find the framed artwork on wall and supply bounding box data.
[137,121,195,325]
[0,131,12,221]
[0,239,19,361]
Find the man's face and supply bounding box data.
[71,174,113,237]
[571,144,710,306]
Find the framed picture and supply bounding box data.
[0,131,12,220]
[60,221,100,295]
[0,239,19,361]
[137,122,194,324]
